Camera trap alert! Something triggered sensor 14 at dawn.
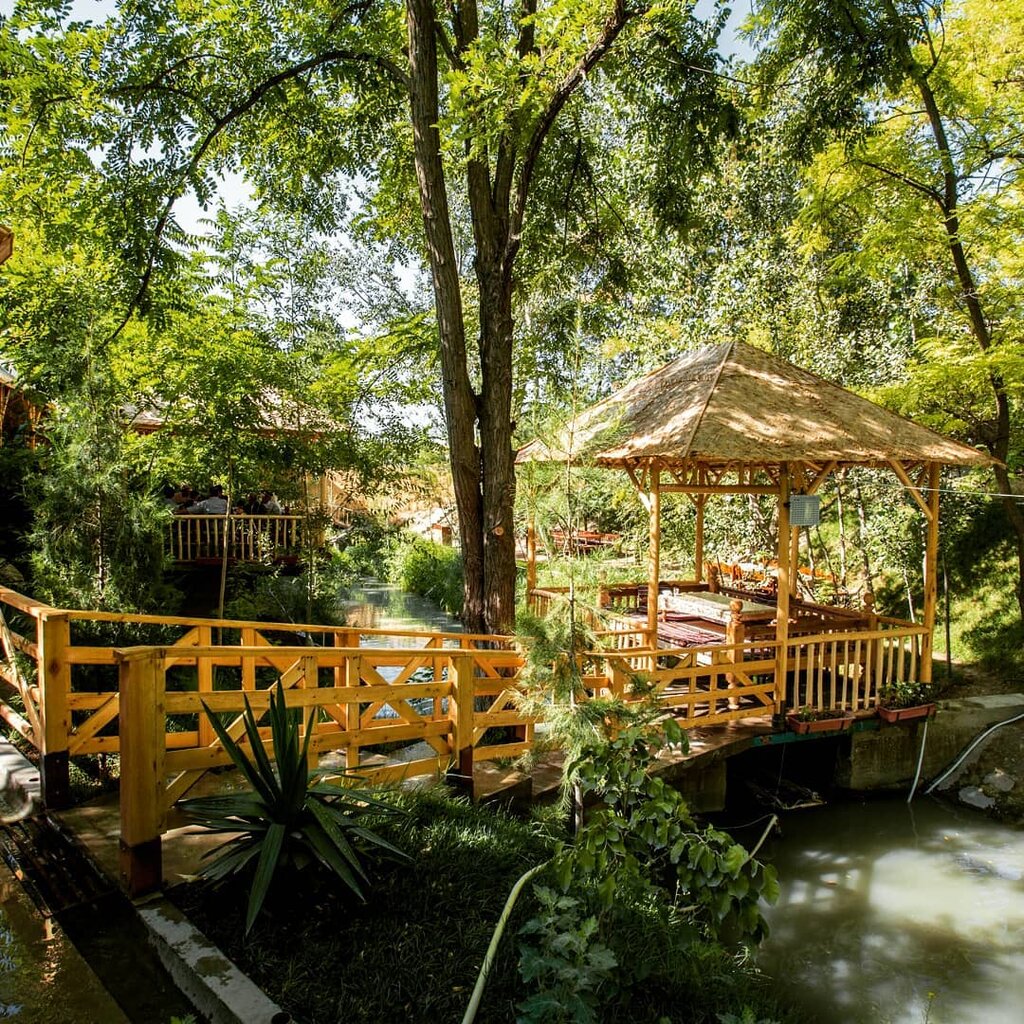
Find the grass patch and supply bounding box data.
[168,787,793,1024]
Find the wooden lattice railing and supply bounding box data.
[0,584,929,895]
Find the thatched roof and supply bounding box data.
[517,341,993,469]
[0,225,12,266]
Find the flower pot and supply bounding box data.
[878,703,935,723]
[786,712,855,735]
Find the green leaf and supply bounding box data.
[245,821,285,934]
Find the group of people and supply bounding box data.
[162,484,286,516]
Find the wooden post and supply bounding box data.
[39,612,71,809]
[196,625,213,746]
[774,468,792,717]
[241,626,256,690]
[647,464,661,645]
[118,650,166,897]
[920,462,941,684]
[342,647,361,771]
[726,598,744,707]
[863,591,879,707]
[526,517,537,596]
[789,525,801,598]
[447,653,475,794]
[694,494,705,583]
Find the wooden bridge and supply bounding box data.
[0,580,928,896]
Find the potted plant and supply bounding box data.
[877,680,936,723]
[785,706,855,735]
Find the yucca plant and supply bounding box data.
[180,680,407,933]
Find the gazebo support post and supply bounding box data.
[773,467,792,718]
[647,464,661,646]
[694,494,705,583]
[920,462,941,684]
[526,516,537,597]
[788,525,800,598]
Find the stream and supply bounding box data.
[758,797,1024,1024]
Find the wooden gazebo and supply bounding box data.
[519,342,992,718]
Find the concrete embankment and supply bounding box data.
[837,694,1024,818]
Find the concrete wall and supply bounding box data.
[836,695,1024,792]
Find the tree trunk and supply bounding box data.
[406,0,486,631]
[477,265,518,633]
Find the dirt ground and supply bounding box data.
[932,665,1024,825]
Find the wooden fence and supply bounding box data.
[0,584,927,894]
[166,513,313,564]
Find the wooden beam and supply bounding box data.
[648,466,661,642]
[806,461,837,494]
[889,459,933,521]
[661,483,780,495]
[774,467,792,715]
[624,462,652,511]
[920,463,941,684]
[694,494,705,582]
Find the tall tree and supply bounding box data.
[753,0,1024,617]
[1,0,731,632]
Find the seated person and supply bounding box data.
[261,490,283,515]
[243,493,263,515]
[188,484,229,515]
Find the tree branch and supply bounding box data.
[857,159,945,205]
[506,0,637,267]
[111,47,406,340]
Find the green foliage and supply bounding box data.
[878,679,932,709]
[514,624,779,1022]
[174,786,561,1024]
[222,549,353,627]
[181,681,407,933]
[517,887,618,1024]
[386,535,463,617]
[333,514,402,581]
[26,398,176,612]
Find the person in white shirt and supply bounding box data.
[261,490,283,515]
[188,485,229,514]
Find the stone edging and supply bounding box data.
[0,737,41,820]
[135,893,293,1024]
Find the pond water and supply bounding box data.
[342,579,463,639]
[0,861,129,1024]
[759,797,1024,1024]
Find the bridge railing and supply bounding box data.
[0,585,930,896]
[166,513,318,564]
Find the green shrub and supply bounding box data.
[181,681,408,933]
[387,534,463,616]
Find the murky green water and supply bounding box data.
[759,798,1024,1024]
[343,579,464,638]
[0,862,129,1024]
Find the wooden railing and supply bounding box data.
[166,514,314,564]
[0,584,929,895]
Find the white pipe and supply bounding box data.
[906,718,929,803]
[461,860,550,1024]
[924,711,1024,795]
